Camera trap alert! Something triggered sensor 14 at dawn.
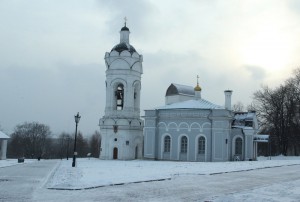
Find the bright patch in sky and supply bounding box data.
[241,26,292,72]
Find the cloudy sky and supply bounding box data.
[1,0,300,136]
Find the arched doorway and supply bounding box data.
[234,137,243,161]
[113,147,118,159]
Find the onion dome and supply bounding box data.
[121,26,129,31]
[111,43,137,54]
[194,84,202,91]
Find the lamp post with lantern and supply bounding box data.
[72,112,81,167]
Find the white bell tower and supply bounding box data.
[99,21,144,160]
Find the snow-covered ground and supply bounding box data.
[45,156,300,190]
[2,156,300,201]
[0,158,36,168]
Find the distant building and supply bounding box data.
[0,131,9,160]
[143,83,259,162]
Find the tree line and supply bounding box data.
[232,68,300,156]
[252,69,300,156]
[7,122,101,159]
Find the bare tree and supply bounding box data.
[253,68,300,156]
[75,131,89,157]
[57,132,72,160]
[232,101,245,112]
[89,131,101,158]
[8,122,52,158]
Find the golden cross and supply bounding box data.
[197,75,199,85]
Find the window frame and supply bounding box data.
[198,136,205,154]
[164,136,171,153]
[180,136,188,153]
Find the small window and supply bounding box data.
[181,136,188,153]
[113,125,118,133]
[164,136,171,152]
[198,136,205,154]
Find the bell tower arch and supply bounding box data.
[99,21,144,160]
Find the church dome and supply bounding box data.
[111,42,137,54]
[121,26,129,31]
[194,84,202,91]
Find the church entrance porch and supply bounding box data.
[113,148,118,159]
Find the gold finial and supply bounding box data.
[194,75,202,91]
[124,17,127,26]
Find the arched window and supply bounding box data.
[164,136,171,152]
[115,84,124,110]
[235,137,243,155]
[181,136,188,153]
[198,136,205,154]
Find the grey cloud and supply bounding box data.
[0,63,104,135]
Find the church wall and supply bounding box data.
[230,128,245,160]
[143,109,236,162]
[230,128,255,161]
[143,110,158,159]
[100,124,143,160]
[211,120,231,162]
[243,128,255,160]
[143,128,155,159]
[0,140,4,160]
[149,109,214,161]
[1,140,7,160]
[155,122,213,161]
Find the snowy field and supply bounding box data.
[44,156,300,190]
[1,156,300,201]
[0,158,36,168]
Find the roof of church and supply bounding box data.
[111,42,137,54]
[121,25,129,31]
[156,99,223,110]
[166,83,195,97]
[234,112,256,120]
[232,111,256,129]
[0,131,9,139]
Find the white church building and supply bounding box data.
[99,22,262,161]
[143,83,260,162]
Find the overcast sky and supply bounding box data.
[1,0,300,136]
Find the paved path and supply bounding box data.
[32,164,300,202]
[0,160,58,202]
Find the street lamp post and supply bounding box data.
[72,112,81,167]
